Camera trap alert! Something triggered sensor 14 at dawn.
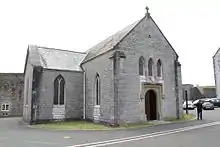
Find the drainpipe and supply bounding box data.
[80,64,86,120]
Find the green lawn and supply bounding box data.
[32,121,155,131]
[164,113,196,122]
[32,114,196,131]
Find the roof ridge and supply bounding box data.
[37,46,87,54]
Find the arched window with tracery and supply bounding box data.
[148,58,153,76]
[139,56,145,76]
[53,75,65,105]
[95,74,100,105]
[157,59,162,77]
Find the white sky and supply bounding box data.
[0,0,219,86]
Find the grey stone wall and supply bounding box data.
[82,51,115,124]
[115,15,179,123]
[35,69,83,121]
[23,54,34,123]
[0,73,24,117]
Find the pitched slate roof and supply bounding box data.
[82,14,179,63]
[27,45,87,72]
[82,19,143,63]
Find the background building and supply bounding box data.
[0,73,24,117]
[182,84,216,101]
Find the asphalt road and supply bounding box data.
[0,108,219,147]
[105,122,220,147]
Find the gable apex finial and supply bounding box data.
[145,6,150,18]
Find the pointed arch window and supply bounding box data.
[157,59,162,77]
[54,75,65,105]
[148,58,153,76]
[95,74,100,105]
[139,56,145,76]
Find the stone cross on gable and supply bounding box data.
[145,6,150,18]
[146,6,149,13]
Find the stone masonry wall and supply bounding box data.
[115,15,178,123]
[35,69,83,121]
[82,51,115,124]
[0,73,24,117]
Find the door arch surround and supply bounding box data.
[145,89,157,120]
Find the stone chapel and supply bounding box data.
[23,7,183,125]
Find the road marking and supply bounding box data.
[67,121,220,147]
[23,140,61,145]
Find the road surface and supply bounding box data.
[0,108,219,147]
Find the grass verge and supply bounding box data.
[164,113,196,122]
[31,121,155,131]
[31,114,196,131]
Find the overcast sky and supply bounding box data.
[0,0,219,86]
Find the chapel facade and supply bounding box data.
[23,7,183,125]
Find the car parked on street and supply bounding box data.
[183,100,195,110]
[209,98,220,107]
[202,101,215,110]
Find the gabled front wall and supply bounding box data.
[82,51,114,124]
[35,69,83,122]
[213,53,220,98]
[116,16,179,123]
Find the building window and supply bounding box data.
[53,75,65,105]
[1,104,10,111]
[148,58,153,76]
[157,59,162,77]
[95,74,100,105]
[139,56,145,75]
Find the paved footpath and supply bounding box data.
[0,109,219,147]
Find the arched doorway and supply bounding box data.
[145,90,157,120]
